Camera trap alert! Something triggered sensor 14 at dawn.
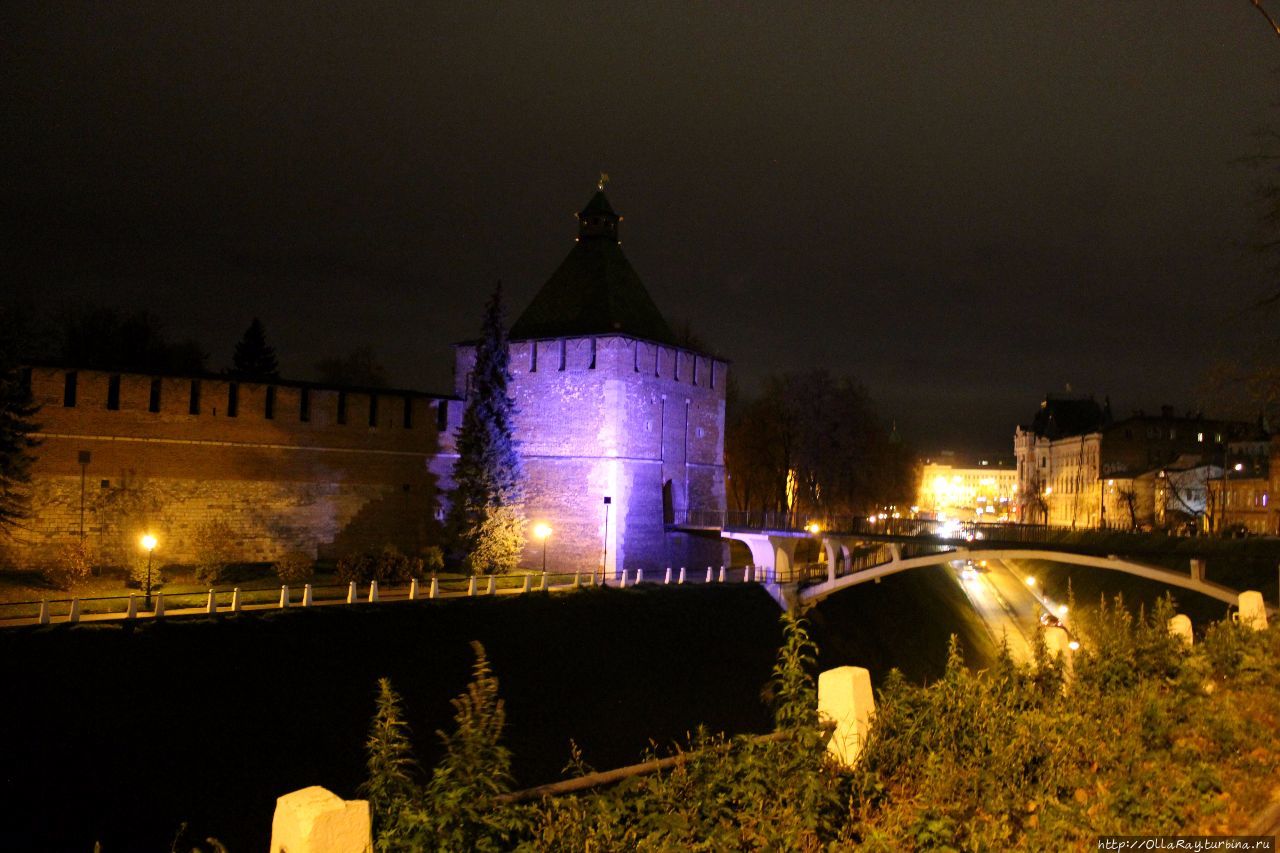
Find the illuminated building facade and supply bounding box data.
[916,455,1017,522]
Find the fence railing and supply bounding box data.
[0,564,791,627]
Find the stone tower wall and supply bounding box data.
[454,334,727,575]
[4,367,458,571]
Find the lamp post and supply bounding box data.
[140,534,157,610]
[600,496,611,585]
[533,523,552,574]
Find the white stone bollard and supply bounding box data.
[486,576,496,595]
[231,588,242,613]
[818,666,875,768]
[408,578,419,600]
[280,585,290,609]
[269,785,372,853]
[38,599,49,625]
[540,571,548,591]
[572,572,581,588]
[1190,558,1206,582]
[745,565,753,583]
[346,581,357,604]
[206,589,217,614]
[619,570,628,589]
[636,569,644,585]
[679,567,686,584]
[1168,613,1193,645]
[125,593,138,620]
[522,575,532,593]
[718,566,726,583]
[467,576,477,597]
[67,599,80,624]
[1235,590,1268,631]
[368,581,379,603]
[429,577,439,599]
[664,567,672,584]
[302,584,313,607]
[705,566,713,584]
[154,593,165,617]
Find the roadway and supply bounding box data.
[949,557,1065,664]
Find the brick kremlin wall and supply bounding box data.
[3,367,458,570]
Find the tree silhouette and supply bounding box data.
[446,285,526,573]
[0,309,40,536]
[231,317,279,380]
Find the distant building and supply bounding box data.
[1206,434,1276,535]
[1014,395,1252,529]
[916,453,1017,522]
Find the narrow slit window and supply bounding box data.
[149,378,162,413]
[402,396,413,429]
[264,386,276,420]
[337,391,347,425]
[106,375,121,410]
[63,371,77,407]
[436,399,448,431]
[189,380,201,415]
[300,388,311,423]
[530,343,537,372]
[589,338,596,369]
[559,339,566,371]
[227,383,239,417]
[368,393,379,427]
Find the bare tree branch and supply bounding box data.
[1252,1,1280,38]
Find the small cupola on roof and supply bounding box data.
[509,177,678,346]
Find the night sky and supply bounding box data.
[4,3,1278,454]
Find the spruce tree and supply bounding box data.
[0,313,40,536]
[446,285,526,573]
[231,317,279,380]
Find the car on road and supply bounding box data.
[1039,610,1062,628]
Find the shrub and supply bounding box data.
[337,546,426,585]
[336,552,375,584]
[191,519,240,586]
[40,541,93,590]
[420,545,444,575]
[274,550,315,585]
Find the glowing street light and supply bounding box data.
[1068,640,1080,651]
[140,533,158,610]
[1025,576,1036,587]
[533,523,552,574]
[805,522,821,534]
[1057,604,1068,617]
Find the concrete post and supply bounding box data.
[346,581,357,604]
[206,589,217,614]
[619,570,628,589]
[125,593,138,620]
[745,565,753,583]
[705,566,713,584]
[269,785,373,853]
[485,576,496,596]
[467,576,476,596]
[1190,558,1206,582]
[231,588,242,613]
[522,575,532,593]
[573,572,581,588]
[718,566,726,583]
[540,571,548,591]
[679,566,686,584]
[67,598,80,624]
[1168,613,1193,645]
[368,581,379,603]
[1235,591,1268,630]
[818,666,875,767]
[302,584,313,607]
[428,577,438,599]
[636,569,644,585]
[280,585,290,609]
[408,578,419,600]
[154,593,165,618]
[38,599,50,625]
[664,567,672,584]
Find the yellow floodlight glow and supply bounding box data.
[140,533,157,552]
[533,523,552,540]
[1068,640,1080,651]
[1025,576,1036,587]
[805,522,821,534]
[1057,604,1068,616]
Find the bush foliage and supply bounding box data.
[273,550,315,585]
[40,540,93,590]
[336,545,427,585]
[362,603,1280,850]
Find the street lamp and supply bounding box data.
[533,523,552,574]
[140,533,158,610]
[1025,576,1036,587]
[805,522,821,534]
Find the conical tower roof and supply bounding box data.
[509,186,677,345]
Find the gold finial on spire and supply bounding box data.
[597,172,610,191]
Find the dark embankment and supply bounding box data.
[0,576,995,851]
[806,564,999,683]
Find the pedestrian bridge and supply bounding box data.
[671,510,1255,612]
